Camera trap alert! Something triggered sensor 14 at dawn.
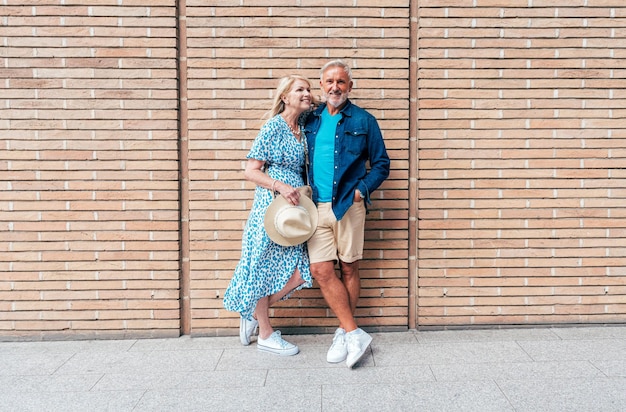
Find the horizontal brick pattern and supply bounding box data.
[186,1,411,334]
[3,1,624,340]
[417,2,626,326]
[0,2,181,338]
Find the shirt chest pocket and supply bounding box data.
[343,129,367,155]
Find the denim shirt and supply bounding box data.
[304,100,390,220]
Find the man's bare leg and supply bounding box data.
[339,260,360,315]
[311,260,357,332]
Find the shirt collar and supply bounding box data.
[314,99,353,117]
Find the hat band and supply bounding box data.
[274,205,312,239]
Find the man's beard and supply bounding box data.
[325,92,348,108]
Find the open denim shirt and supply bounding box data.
[303,100,390,220]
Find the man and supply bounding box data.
[304,60,390,368]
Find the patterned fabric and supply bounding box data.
[223,115,313,321]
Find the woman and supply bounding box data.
[223,75,314,356]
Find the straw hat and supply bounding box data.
[264,186,318,247]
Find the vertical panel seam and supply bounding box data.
[176,0,190,335]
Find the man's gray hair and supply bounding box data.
[320,59,353,81]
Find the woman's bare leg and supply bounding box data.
[255,296,273,339]
[268,268,304,306]
[255,268,304,339]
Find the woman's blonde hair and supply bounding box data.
[264,75,312,119]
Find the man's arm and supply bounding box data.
[358,115,390,203]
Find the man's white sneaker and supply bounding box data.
[257,331,299,356]
[239,316,258,346]
[345,328,372,368]
[326,328,348,363]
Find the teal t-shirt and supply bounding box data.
[313,108,341,202]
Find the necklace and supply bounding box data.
[281,114,301,138]
[287,122,301,138]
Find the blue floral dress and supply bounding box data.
[223,115,312,320]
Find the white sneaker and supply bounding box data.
[345,328,372,368]
[326,328,348,363]
[239,316,258,346]
[257,331,299,356]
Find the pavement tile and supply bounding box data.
[265,364,435,387]
[0,339,136,353]
[284,332,341,346]
[0,352,75,376]
[54,349,223,375]
[591,360,626,377]
[92,369,268,391]
[498,377,626,412]
[517,338,626,362]
[367,330,419,344]
[133,386,322,412]
[0,390,144,412]
[431,360,605,381]
[415,328,560,343]
[550,325,626,340]
[128,335,237,351]
[321,381,514,412]
[372,341,532,366]
[0,374,102,393]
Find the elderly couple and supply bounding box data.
[223,60,390,368]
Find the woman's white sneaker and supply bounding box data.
[326,328,348,363]
[239,316,258,346]
[257,331,299,356]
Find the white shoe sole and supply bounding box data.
[327,353,348,363]
[257,343,299,356]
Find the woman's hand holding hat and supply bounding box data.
[273,180,300,206]
[264,186,317,247]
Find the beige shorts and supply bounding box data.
[307,201,366,264]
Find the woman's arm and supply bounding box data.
[244,158,300,205]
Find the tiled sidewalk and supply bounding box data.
[1,326,625,411]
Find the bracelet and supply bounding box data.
[271,179,278,193]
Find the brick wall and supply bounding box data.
[186,1,411,334]
[2,1,625,340]
[1,2,182,339]
[417,1,626,326]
